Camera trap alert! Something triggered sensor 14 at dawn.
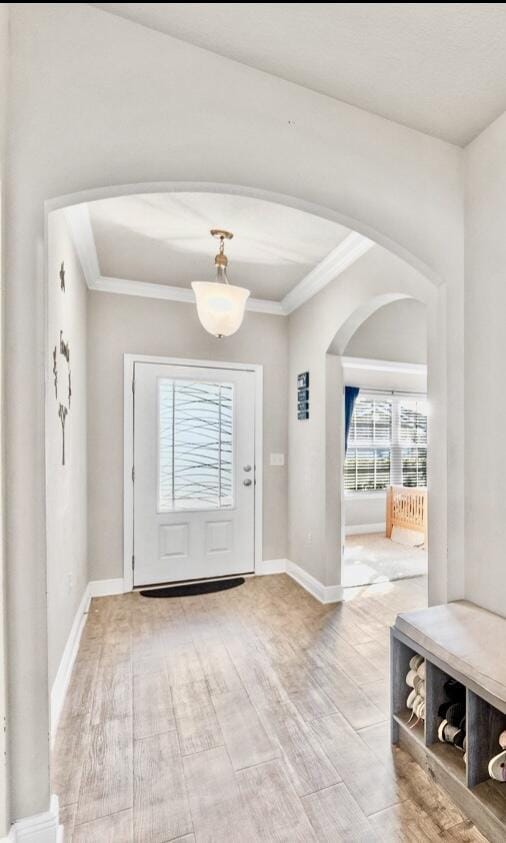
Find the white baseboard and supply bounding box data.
[50,586,91,743]
[256,558,342,603]
[50,578,125,743]
[345,522,385,536]
[256,558,288,575]
[285,560,343,604]
[88,578,125,597]
[5,795,62,843]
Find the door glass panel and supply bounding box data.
[158,379,234,511]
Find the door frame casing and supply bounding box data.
[123,353,263,591]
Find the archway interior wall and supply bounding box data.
[6,1,463,822]
[464,113,506,619]
[287,244,449,594]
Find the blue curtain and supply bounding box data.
[344,386,360,454]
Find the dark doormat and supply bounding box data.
[139,577,245,598]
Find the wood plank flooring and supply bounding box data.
[53,574,488,842]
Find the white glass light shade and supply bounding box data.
[191,281,250,338]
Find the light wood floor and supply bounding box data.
[53,574,488,842]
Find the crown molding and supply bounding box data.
[93,275,285,315]
[281,231,374,314]
[63,203,285,314]
[63,204,372,316]
[62,204,100,289]
[341,356,427,375]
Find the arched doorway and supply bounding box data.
[286,241,446,606]
[321,267,442,602]
[43,184,449,821]
[331,296,429,590]
[45,182,448,611]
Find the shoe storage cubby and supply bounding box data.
[425,662,467,781]
[391,621,506,843]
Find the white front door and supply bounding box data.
[133,361,257,586]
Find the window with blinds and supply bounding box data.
[400,398,427,487]
[344,394,428,492]
[344,399,392,491]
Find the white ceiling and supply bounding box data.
[92,3,506,146]
[88,192,352,301]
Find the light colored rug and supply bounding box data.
[343,532,427,587]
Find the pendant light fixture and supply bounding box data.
[192,230,250,338]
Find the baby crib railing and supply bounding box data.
[386,485,427,542]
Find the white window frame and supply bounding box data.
[344,390,427,496]
[398,395,428,488]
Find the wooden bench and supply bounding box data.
[391,600,506,843]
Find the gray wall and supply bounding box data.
[46,211,88,687]
[87,293,288,581]
[465,112,506,618]
[344,298,427,364]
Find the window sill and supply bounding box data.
[344,490,387,500]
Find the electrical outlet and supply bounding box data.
[65,571,73,594]
[306,531,313,544]
[270,453,285,466]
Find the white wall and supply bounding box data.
[345,495,386,532]
[5,2,463,820]
[344,298,427,364]
[464,112,506,618]
[87,292,288,581]
[45,211,88,689]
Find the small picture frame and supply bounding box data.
[297,372,310,420]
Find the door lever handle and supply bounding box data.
[243,465,252,472]
[243,478,252,486]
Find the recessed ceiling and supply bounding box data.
[92,3,506,146]
[88,192,352,302]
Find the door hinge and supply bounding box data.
[132,465,135,482]
[132,554,135,570]
[132,378,135,394]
